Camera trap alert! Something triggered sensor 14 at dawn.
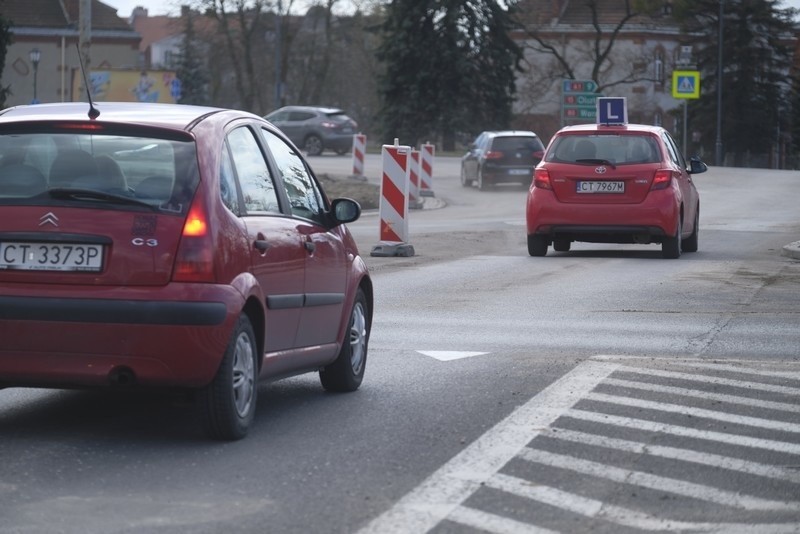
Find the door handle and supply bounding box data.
[304,241,316,253]
[254,240,269,252]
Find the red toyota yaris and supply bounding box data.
[526,122,708,259]
[0,102,373,440]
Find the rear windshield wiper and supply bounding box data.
[45,187,158,211]
[575,158,617,169]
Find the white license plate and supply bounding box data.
[0,242,103,271]
[508,169,530,175]
[576,180,625,193]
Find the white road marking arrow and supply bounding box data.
[417,351,489,361]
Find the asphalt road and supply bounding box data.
[1,155,799,533]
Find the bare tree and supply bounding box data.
[517,0,665,94]
[192,0,270,113]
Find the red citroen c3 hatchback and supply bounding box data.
[0,102,373,440]
[526,122,708,259]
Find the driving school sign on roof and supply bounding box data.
[672,70,701,99]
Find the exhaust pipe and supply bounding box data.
[108,366,136,387]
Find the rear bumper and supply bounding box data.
[483,166,535,184]
[0,284,245,389]
[322,134,354,151]
[526,189,678,243]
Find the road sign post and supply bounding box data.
[672,70,701,156]
[562,80,601,124]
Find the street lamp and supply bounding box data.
[29,48,41,104]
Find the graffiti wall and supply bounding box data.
[72,69,181,103]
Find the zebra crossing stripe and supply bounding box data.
[584,391,800,433]
[603,377,800,413]
[616,367,800,395]
[663,361,800,380]
[567,409,800,455]
[355,360,619,533]
[487,473,800,533]
[447,506,558,534]
[545,427,800,484]
[517,448,800,511]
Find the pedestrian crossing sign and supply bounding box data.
[672,70,700,99]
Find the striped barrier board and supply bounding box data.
[371,143,415,257]
[408,148,422,210]
[420,142,435,197]
[352,133,366,176]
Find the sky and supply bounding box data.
[102,0,800,19]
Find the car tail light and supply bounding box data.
[484,150,504,159]
[651,170,672,191]
[533,168,552,190]
[173,197,215,283]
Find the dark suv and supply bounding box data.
[0,102,373,440]
[461,130,545,190]
[264,106,358,156]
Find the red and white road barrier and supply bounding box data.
[420,142,435,197]
[408,148,422,210]
[370,141,415,257]
[352,133,366,177]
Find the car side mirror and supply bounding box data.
[688,157,708,175]
[331,197,361,225]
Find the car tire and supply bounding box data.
[662,216,682,259]
[460,167,473,187]
[553,239,571,252]
[320,288,369,392]
[303,135,324,156]
[199,314,258,440]
[527,235,548,257]
[478,171,491,191]
[682,207,699,253]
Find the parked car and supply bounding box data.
[526,122,707,259]
[0,102,373,440]
[264,106,357,156]
[461,130,545,190]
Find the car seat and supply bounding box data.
[94,155,129,193]
[573,139,596,160]
[0,164,47,196]
[49,149,98,188]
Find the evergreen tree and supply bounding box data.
[674,0,796,166]
[376,0,522,150]
[0,9,13,108]
[176,10,210,106]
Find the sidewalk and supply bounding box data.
[782,241,800,260]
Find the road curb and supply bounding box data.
[781,241,800,260]
[419,196,447,210]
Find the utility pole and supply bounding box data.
[715,0,724,166]
[79,0,91,96]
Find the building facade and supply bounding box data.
[1,0,140,107]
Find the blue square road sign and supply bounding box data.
[596,97,627,125]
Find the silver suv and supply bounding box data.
[265,106,358,156]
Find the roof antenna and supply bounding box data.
[75,43,100,120]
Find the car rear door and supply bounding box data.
[661,131,699,229]
[224,126,305,352]
[260,128,347,348]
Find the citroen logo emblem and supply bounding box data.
[39,212,59,227]
[594,166,607,174]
